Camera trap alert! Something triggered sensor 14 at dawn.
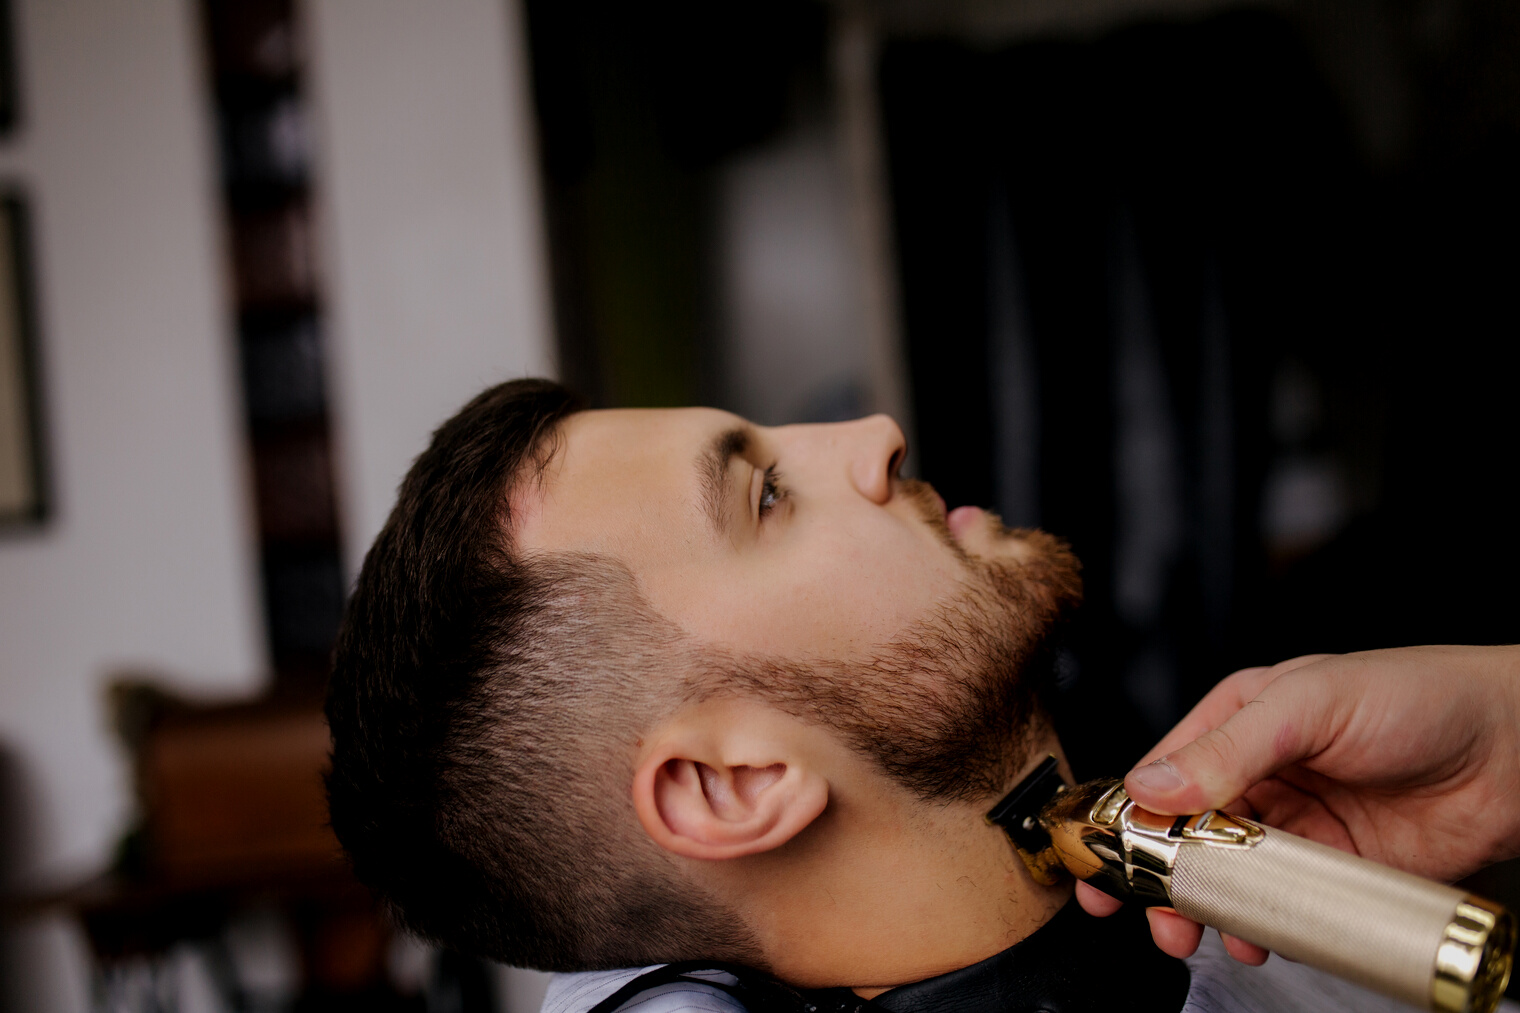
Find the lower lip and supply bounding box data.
[947,505,983,539]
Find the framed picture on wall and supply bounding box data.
[0,194,46,527]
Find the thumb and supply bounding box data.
[1124,676,1333,815]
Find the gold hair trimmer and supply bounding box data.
[989,757,1516,1013]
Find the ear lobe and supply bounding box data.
[634,755,828,861]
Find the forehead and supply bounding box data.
[513,406,732,560]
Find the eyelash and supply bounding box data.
[758,464,787,518]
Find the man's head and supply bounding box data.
[326,378,1081,975]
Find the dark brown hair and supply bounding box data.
[325,378,755,970]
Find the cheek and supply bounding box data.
[659,524,963,659]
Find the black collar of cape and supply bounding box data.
[584,897,1191,1013]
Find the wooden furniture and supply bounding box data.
[20,687,444,1012]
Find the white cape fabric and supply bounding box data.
[540,930,1520,1013]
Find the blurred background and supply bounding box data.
[0,0,1515,1010]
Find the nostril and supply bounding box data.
[888,446,905,480]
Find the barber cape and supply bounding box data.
[541,899,1520,1013]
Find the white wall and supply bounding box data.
[0,0,265,890]
[0,1,267,1009]
[307,0,555,572]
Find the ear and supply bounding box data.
[632,713,829,861]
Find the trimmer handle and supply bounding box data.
[1041,779,1515,1013]
[988,761,1516,1013]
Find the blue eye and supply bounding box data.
[759,465,786,517]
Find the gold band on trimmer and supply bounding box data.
[1432,896,1516,1013]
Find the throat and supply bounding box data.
[751,785,1077,993]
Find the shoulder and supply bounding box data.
[1182,930,1520,1013]
[541,967,750,1013]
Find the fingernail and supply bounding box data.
[1130,759,1184,793]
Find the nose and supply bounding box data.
[846,414,907,504]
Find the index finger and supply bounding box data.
[1136,667,1276,767]
[1136,655,1334,767]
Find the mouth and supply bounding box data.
[947,505,985,542]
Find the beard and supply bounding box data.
[710,482,1083,804]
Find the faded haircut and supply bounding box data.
[325,378,758,970]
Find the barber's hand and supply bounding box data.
[1076,645,1520,964]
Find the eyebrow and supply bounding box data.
[697,424,753,536]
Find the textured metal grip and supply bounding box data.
[1034,780,1514,1011]
[1169,827,1465,1008]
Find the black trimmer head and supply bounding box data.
[985,754,1069,885]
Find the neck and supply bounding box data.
[723,762,1074,992]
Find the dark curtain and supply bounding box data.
[881,8,1520,778]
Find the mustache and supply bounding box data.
[897,478,959,550]
[898,478,1017,564]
